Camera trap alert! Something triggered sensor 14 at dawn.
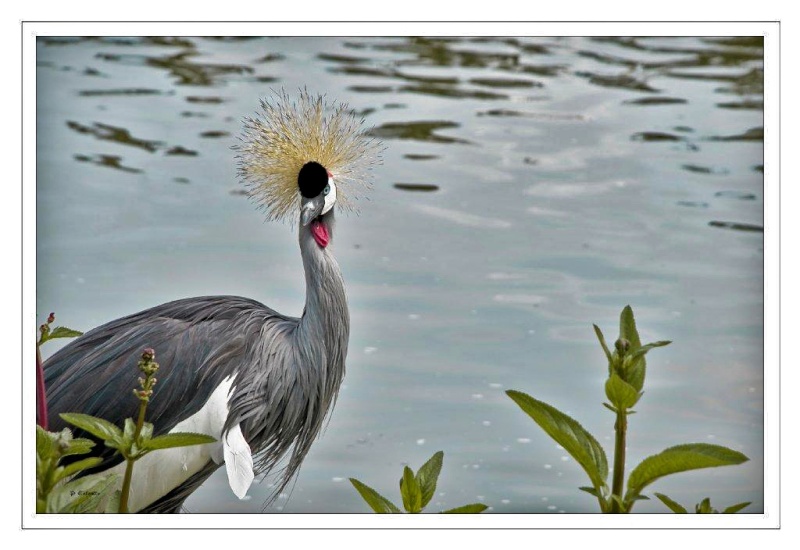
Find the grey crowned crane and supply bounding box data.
[43,90,382,512]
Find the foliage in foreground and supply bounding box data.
[36,425,120,513]
[350,451,487,514]
[36,312,82,430]
[36,315,216,513]
[507,305,751,513]
[59,349,217,512]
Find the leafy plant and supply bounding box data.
[350,451,488,514]
[35,311,116,513]
[507,305,749,513]
[36,344,217,513]
[36,425,119,513]
[36,312,82,430]
[60,348,216,512]
[654,493,751,514]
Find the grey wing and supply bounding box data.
[45,295,295,473]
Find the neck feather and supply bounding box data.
[297,213,349,385]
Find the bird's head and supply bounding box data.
[235,88,383,249]
[298,161,336,248]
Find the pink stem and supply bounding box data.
[36,346,48,430]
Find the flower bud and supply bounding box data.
[47,312,55,324]
[142,348,155,362]
[615,338,630,356]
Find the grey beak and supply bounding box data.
[300,196,325,226]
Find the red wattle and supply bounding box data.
[311,220,329,248]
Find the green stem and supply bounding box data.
[118,397,148,513]
[610,409,627,513]
[118,459,135,513]
[36,457,53,513]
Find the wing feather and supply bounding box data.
[44,295,294,476]
[224,423,255,499]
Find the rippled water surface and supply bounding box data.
[36,36,764,513]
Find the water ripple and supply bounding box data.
[393,183,440,192]
[415,204,511,229]
[66,121,162,152]
[368,120,469,144]
[708,221,763,233]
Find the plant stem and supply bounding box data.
[118,397,149,513]
[118,460,134,513]
[610,409,627,513]
[36,456,53,513]
[36,345,48,430]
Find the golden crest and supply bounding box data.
[235,89,383,223]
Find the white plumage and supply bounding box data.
[80,376,254,512]
[223,423,255,499]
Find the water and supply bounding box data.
[36,36,764,513]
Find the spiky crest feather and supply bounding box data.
[235,88,383,222]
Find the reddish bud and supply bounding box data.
[47,312,55,324]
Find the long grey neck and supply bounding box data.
[296,211,349,401]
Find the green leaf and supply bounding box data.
[47,473,119,513]
[605,372,640,410]
[623,342,670,392]
[593,324,613,363]
[619,305,642,350]
[141,432,216,451]
[36,425,56,460]
[56,457,104,482]
[723,501,751,514]
[618,308,670,392]
[507,390,608,489]
[602,402,618,413]
[627,357,647,392]
[628,341,671,362]
[140,422,154,442]
[579,486,601,497]
[68,474,119,513]
[654,492,688,513]
[48,326,84,340]
[400,466,423,513]
[61,437,96,457]
[441,503,488,514]
[60,413,124,447]
[107,489,122,514]
[349,478,402,513]
[123,418,136,442]
[626,444,749,502]
[696,497,714,513]
[416,451,443,509]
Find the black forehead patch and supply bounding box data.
[297,161,328,198]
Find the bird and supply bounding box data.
[43,89,383,513]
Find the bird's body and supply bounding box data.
[42,90,381,512]
[46,213,348,512]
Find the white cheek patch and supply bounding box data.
[322,178,337,215]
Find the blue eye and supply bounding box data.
[323,184,330,196]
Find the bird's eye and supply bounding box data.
[323,184,330,196]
